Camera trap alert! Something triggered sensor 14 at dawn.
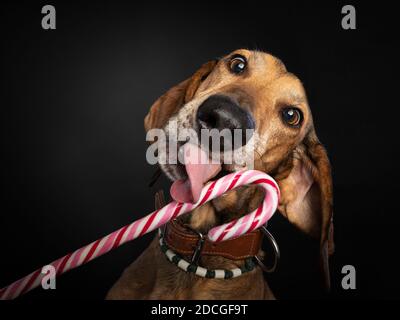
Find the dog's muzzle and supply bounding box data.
[196,95,255,150]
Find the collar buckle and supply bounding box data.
[186,226,205,264]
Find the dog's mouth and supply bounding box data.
[169,143,229,203]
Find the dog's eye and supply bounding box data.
[281,107,303,127]
[229,55,247,74]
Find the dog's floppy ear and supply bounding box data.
[276,129,334,289]
[144,60,217,131]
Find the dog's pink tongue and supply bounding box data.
[170,144,221,203]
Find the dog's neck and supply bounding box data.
[149,189,274,299]
[179,184,265,233]
[154,184,266,271]
[172,187,266,272]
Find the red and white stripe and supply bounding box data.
[0,169,279,300]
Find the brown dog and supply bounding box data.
[106,49,334,299]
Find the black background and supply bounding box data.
[1,1,399,299]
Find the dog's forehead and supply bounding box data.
[197,49,305,103]
[224,49,287,77]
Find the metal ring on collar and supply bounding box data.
[255,225,280,273]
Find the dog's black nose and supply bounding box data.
[196,95,255,149]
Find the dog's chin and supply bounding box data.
[160,161,263,231]
[159,163,187,182]
[160,162,256,205]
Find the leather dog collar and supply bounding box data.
[163,219,263,261]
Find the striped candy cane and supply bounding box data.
[0,169,279,300]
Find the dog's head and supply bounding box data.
[145,49,333,288]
